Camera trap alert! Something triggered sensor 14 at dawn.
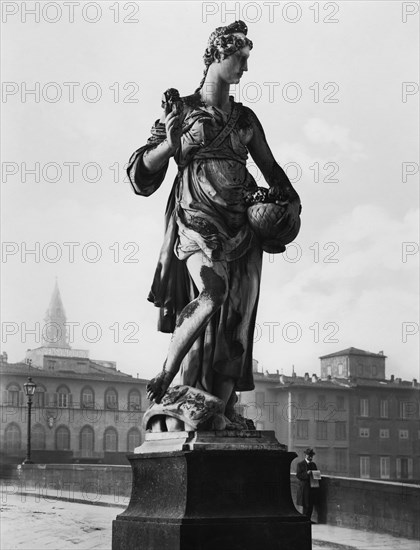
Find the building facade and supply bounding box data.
[239,349,419,481]
[0,283,149,465]
[2,283,418,480]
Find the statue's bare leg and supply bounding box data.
[212,373,235,407]
[147,252,229,403]
[211,374,238,430]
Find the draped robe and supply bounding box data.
[127,94,263,392]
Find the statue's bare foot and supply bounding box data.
[146,369,174,404]
[225,410,255,430]
[212,413,247,431]
[212,413,228,431]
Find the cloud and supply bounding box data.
[272,204,419,297]
[256,203,419,376]
[303,118,367,161]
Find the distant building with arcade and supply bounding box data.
[0,282,148,465]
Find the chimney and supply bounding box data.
[390,374,394,382]
[276,370,280,375]
[378,350,384,355]
[395,377,402,384]
[292,370,297,379]
[327,374,332,381]
[304,372,310,382]
[413,379,418,387]
[136,373,139,379]
[312,373,318,383]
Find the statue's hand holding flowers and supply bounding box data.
[161,88,184,154]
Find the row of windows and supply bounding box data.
[294,451,415,479]
[356,363,380,377]
[323,363,347,377]
[4,423,142,454]
[323,362,383,378]
[359,398,416,419]
[295,447,348,474]
[359,428,414,440]
[296,393,346,411]
[251,393,347,411]
[360,456,414,480]
[296,420,347,440]
[6,385,142,410]
[324,361,382,377]
[243,394,414,419]
[296,421,416,441]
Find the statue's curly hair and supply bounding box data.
[195,20,253,92]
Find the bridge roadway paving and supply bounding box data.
[1,492,418,550]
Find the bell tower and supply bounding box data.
[42,279,70,349]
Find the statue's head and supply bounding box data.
[203,20,253,67]
[196,21,253,90]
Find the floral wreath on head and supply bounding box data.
[204,20,253,65]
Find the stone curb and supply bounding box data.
[312,539,358,550]
[17,491,127,509]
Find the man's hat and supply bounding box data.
[304,448,315,456]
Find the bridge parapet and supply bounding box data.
[3,464,419,540]
[291,474,420,540]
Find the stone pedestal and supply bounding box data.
[112,431,311,550]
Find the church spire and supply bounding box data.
[43,279,70,348]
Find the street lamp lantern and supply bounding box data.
[24,377,37,397]
[22,376,37,465]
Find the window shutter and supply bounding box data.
[50,392,58,407]
[396,458,401,478]
[408,458,413,478]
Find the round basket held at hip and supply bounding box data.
[247,202,301,254]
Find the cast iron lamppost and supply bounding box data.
[22,376,37,465]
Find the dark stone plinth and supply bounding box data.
[112,431,311,550]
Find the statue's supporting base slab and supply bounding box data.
[112,431,311,550]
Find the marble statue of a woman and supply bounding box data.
[127,21,301,430]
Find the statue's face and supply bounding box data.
[216,33,250,85]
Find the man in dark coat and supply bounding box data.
[296,448,319,520]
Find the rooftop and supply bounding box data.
[253,370,419,390]
[274,375,419,391]
[319,347,387,359]
[0,360,149,385]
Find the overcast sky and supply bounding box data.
[2,1,419,381]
